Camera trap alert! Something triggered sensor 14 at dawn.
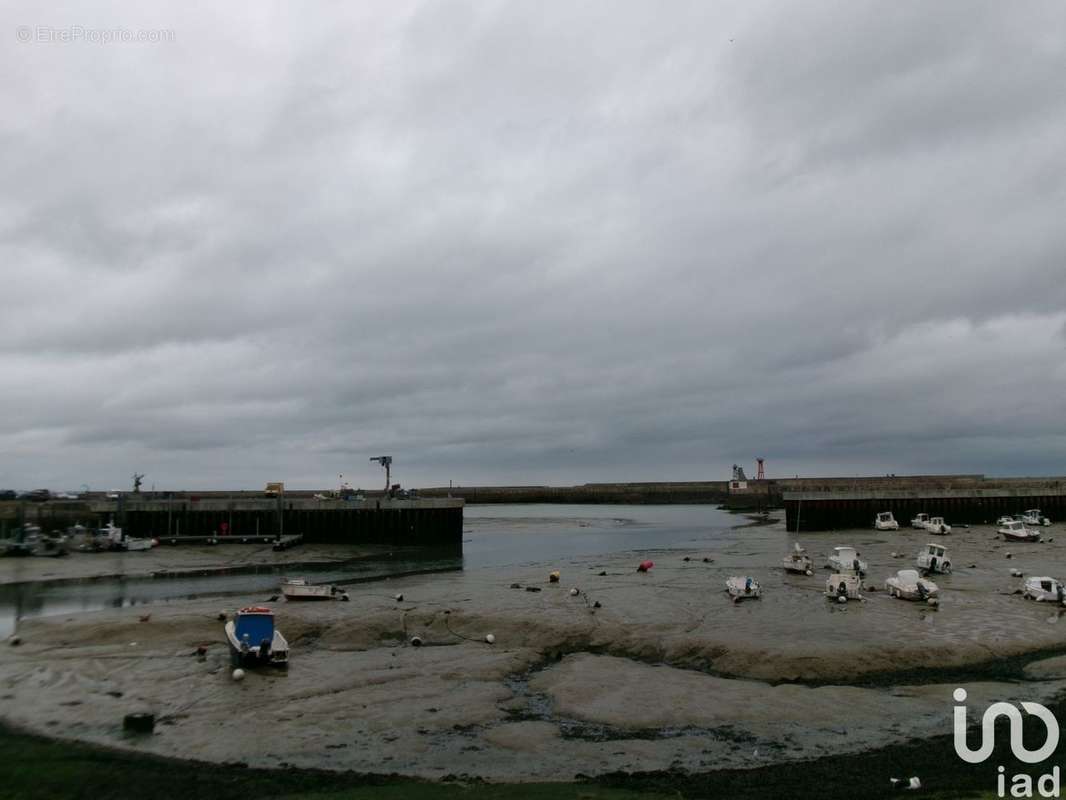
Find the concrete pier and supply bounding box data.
[0,496,464,546]
[785,486,1066,531]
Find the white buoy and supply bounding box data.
[395,593,404,602]
[927,598,938,607]
[569,587,580,596]
[837,595,847,604]
[805,569,813,576]
[410,635,423,647]
[232,668,245,682]
[485,633,495,644]
[908,777,922,790]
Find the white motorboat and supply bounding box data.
[1022,509,1052,527]
[922,516,951,535]
[225,606,289,668]
[999,520,1041,543]
[885,569,939,601]
[916,543,952,574]
[995,515,1015,527]
[782,543,813,575]
[874,511,899,531]
[1023,577,1066,604]
[827,546,867,575]
[725,576,761,602]
[826,573,862,601]
[911,513,930,529]
[280,577,349,601]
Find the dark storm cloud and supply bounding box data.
[2,0,1065,489]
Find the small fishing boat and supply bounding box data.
[922,516,951,535]
[782,543,813,575]
[874,511,899,531]
[910,513,930,529]
[826,573,862,601]
[725,576,761,602]
[885,569,939,601]
[999,520,1041,543]
[0,524,38,556]
[916,543,952,574]
[1023,577,1066,604]
[225,606,289,668]
[827,546,867,575]
[280,578,349,601]
[30,530,68,557]
[1022,509,1052,527]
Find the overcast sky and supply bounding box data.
[2,1,1065,490]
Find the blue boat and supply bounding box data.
[224,606,289,668]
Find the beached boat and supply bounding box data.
[1023,577,1066,604]
[825,573,862,601]
[910,513,930,529]
[29,529,68,557]
[280,578,349,601]
[922,516,951,535]
[1022,509,1052,527]
[995,515,1016,527]
[225,606,289,668]
[874,511,899,531]
[916,543,952,574]
[725,576,761,602]
[885,569,939,601]
[826,546,867,575]
[782,543,813,575]
[0,524,38,556]
[999,520,1041,543]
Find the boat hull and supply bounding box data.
[225,621,289,668]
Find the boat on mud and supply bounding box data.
[1022,509,1052,527]
[725,576,761,602]
[225,606,289,668]
[922,516,951,535]
[826,546,867,576]
[916,543,952,574]
[885,569,939,601]
[782,543,813,575]
[1022,576,1066,604]
[825,573,862,601]
[999,520,1041,543]
[280,577,349,601]
[874,511,899,531]
[911,513,930,529]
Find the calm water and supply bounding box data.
[0,504,750,637]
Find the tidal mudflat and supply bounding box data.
[3,509,1066,780]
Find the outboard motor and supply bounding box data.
[258,638,272,664]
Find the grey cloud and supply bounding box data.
[2,0,1065,490]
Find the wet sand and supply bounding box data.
[3,520,1066,779]
[0,542,390,584]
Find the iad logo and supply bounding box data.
[953,687,1059,764]
[953,687,1062,798]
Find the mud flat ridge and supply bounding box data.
[3,521,1066,779]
